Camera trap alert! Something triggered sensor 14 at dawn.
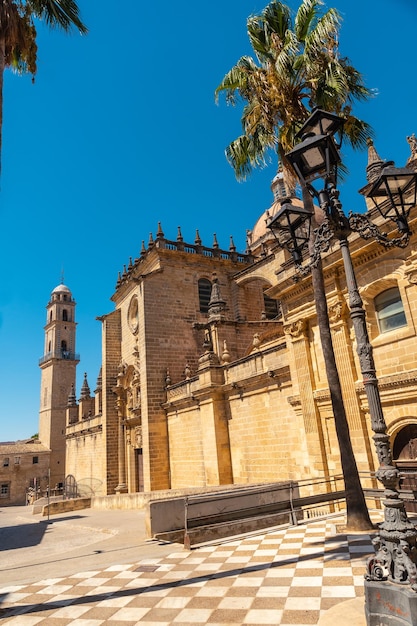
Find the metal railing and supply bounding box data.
[180,472,417,548]
[39,350,80,365]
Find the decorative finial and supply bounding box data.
[165,368,172,387]
[177,226,183,242]
[195,229,202,246]
[156,222,164,239]
[95,368,102,392]
[366,137,385,183]
[184,363,191,379]
[67,383,77,407]
[148,232,154,247]
[80,373,91,399]
[229,236,236,252]
[212,233,219,249]
[140,240,146,256]
[208,273,226,322]
[221,340,231,364]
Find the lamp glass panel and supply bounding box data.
[302,147,326,169]
[386,174,417,205]
[297,109,344,139]
[287,211,306,226]
[294,223,310,245]
[387,175,411,193]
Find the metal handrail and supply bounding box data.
[39,350,80,365]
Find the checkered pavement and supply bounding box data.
[0,515,377,625]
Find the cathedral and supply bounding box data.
[37,138,417,501]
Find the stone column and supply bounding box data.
[114,385,128,494]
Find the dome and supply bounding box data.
[51,283,73,302]
[52,283,72,295]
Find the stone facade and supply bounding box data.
[0,440,50,505]
[59,140,417,499]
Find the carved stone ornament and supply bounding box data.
[221,340,231,364]
[135,426,142,448]
[405,267,417,285]
[127,295,139,334]
[328,301,346,324]
[284,319,307,339]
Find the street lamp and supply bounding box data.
[296,107,345,147]
[286,130,341,184]
[367,165,417,234]
[267,200,312,264]
[272,107,417,624]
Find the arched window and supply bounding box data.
[63,309,68,321]
[198,278,212,313]
[49,310,53,323]
[375,287,406,333]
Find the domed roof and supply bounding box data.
[51,283,72,295]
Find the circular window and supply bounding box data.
[128,296,139,334]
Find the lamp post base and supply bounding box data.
[365,579,417,626]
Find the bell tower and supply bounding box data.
[39,282,79,489]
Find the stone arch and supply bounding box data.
[234,275,278,322]
[387,417,417,460]
[389,418,417,513]
[355,258,404,292]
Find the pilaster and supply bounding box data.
[285,318,329,478]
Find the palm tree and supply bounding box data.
[215,0,372,183]
[0,0,87,170]
[216,0,374,530]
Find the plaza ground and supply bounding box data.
[0,504,384,624]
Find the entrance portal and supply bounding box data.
[393,424,417,513]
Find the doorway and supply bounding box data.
[393,423,417,513]
[136,449,144,492]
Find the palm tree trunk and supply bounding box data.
[303,186,372,530]
[0,35,5,176]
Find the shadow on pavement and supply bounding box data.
[0,515,85,552]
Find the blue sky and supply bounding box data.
[1,0,416,441]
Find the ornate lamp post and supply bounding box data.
[269,107,417,625]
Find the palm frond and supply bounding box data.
[274,29,299,77]
[342,115,374,150]
[247,16,273,62]
[2,3,38,74]
[226,127,276,180]
[295,0,322,42]
[303,8,340,61]
[247,1,292,61]
[215,56,259,104]
[263,1,292,40]
[27,0,87,33]
[339,60,375,103]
